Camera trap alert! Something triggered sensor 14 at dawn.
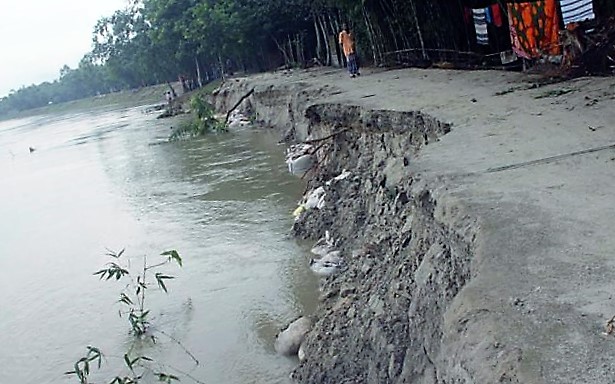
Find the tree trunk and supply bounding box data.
[194,56,202,87]
[318,15,331,66]
[328,14,342,67]
[295,33,305,67]
[295,35,299,65]
[218,53,225,80]
[287,35,295,65]
[377,1,399,52]
[409,0,428,59]
[314,15,323,62]
[383,0,411,52]
[273,36,291,66]
[363,5,380,66]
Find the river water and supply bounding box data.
[0,105,318,383]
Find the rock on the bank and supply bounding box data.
[274,317,312,356]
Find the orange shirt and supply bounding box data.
[338,30,355,57]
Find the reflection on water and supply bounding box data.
[0,106,318,384]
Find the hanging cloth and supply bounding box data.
[473,8,489,45]
[491,4,503,27]
[463,6,473,25]
[507,0,561,59]
[558,0,595,25]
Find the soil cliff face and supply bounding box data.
[212,69,615,384]
[211,78,522,383]
[289,104,488,383]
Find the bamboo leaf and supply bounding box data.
[159,279,167,293]
[93,269,107,278]
[86,345,100,355]
[130,356,140,366]
[155,273,174,293]
[161,250,182,267]
[155,372,181,382]
[124,353,132,369]
[119,293,133,305]
[73,361,81,378]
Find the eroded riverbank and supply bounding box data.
[212,67,615,383]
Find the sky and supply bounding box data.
[0,0,128,98]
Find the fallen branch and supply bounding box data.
[310,140,329,157]
[303,127,352,144]
[297,127,353,181]
[301,143,331,181]
[225,88,255,123]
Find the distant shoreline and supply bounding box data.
[0,82,180,121]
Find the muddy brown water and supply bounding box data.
[0,106,318,383]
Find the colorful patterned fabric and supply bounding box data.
[507,0,561,59]
[558,0,595,25]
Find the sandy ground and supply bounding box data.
[225,66,615,382]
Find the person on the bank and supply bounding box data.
[339,24,360,78]
[165,91,173,105]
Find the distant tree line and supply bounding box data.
[1,0,613,116]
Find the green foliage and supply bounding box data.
[161,249,182,266]
[67,347,178,384]
[15,0,612,116]
[10,0,615,113]
[169,96,227,141]
[92,248,182,337]
[66,249,194,384]
[155,373,181,383]
[65,346,103,384]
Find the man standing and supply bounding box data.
[165,91,173,106]
[339,24,360,78]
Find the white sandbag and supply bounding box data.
[304,186,325,210]
[287,154,314,175]
[320,250,342,264]
[274,317,312,356]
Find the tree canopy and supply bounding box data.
[2,0,613,116]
